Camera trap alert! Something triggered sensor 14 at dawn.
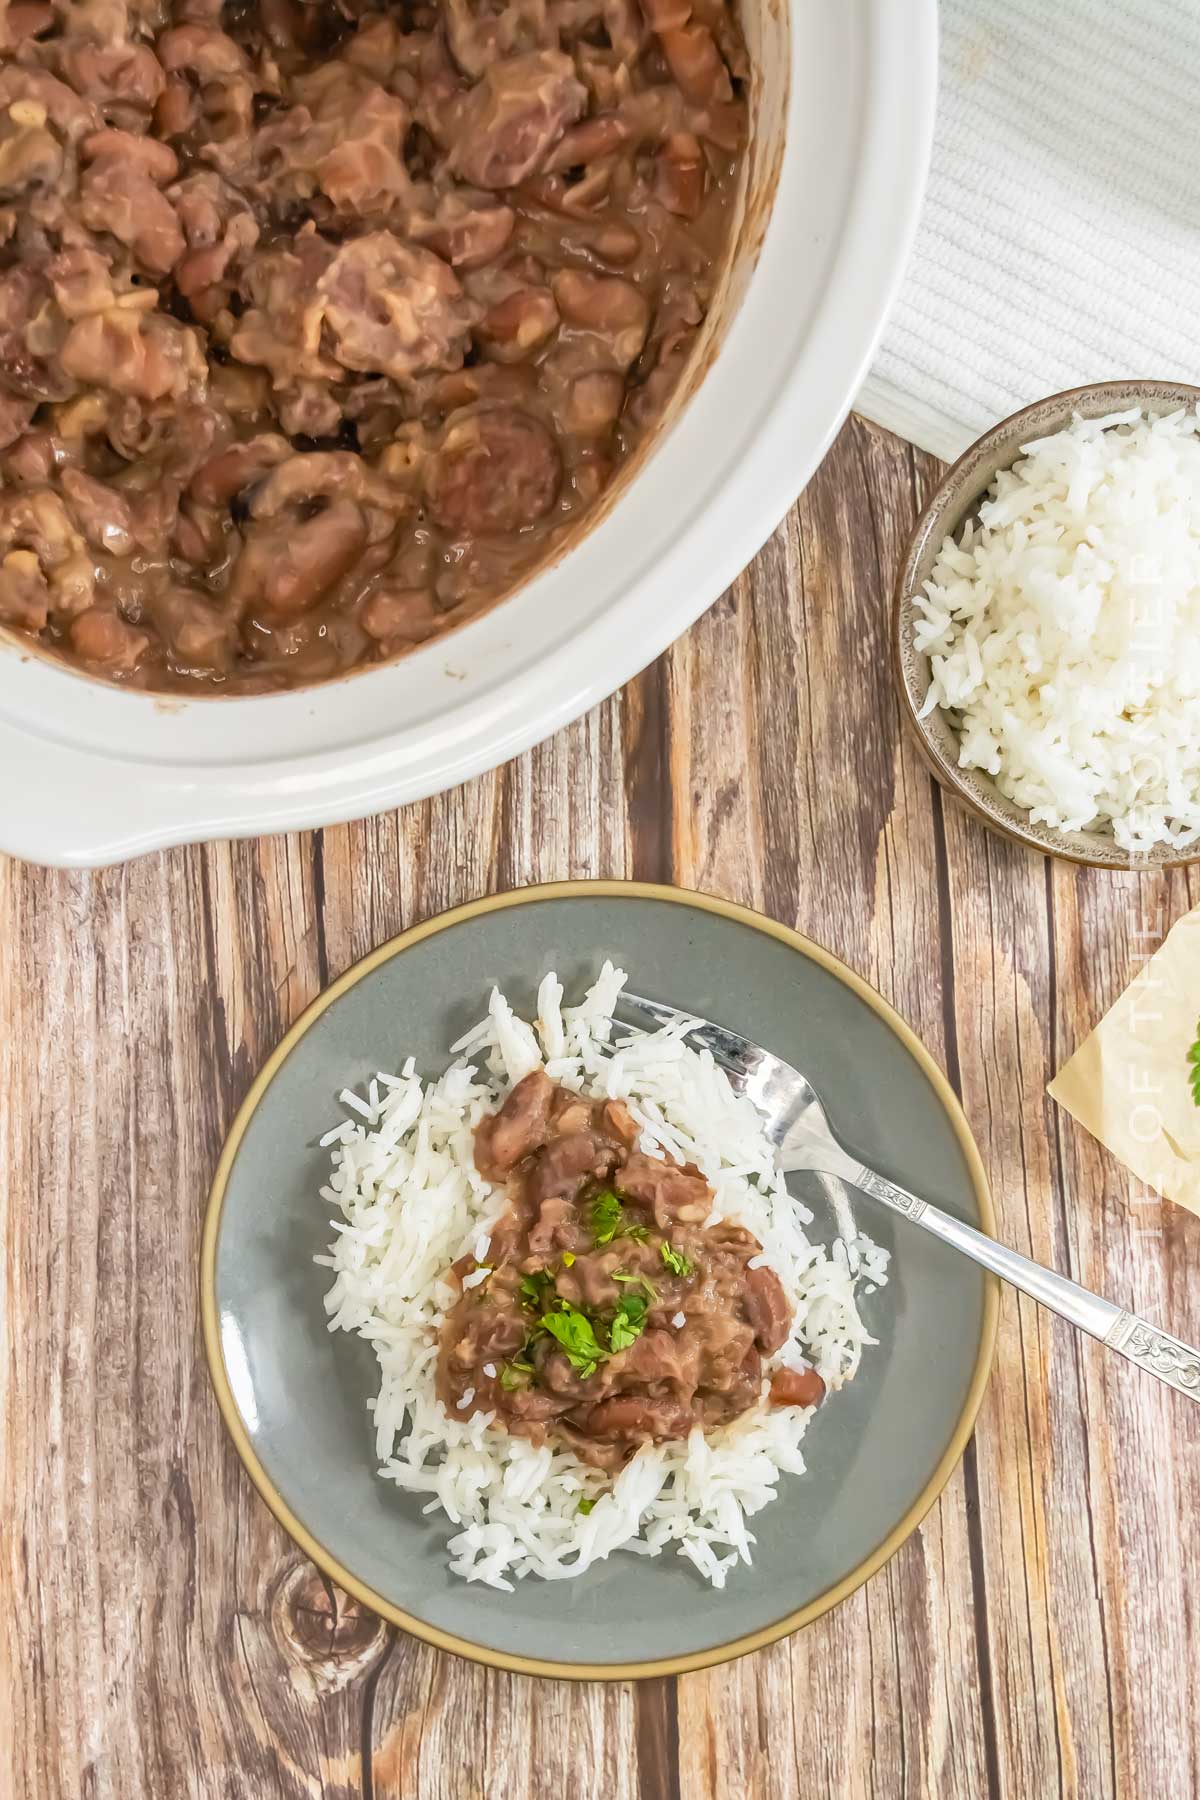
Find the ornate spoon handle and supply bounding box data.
[807,1152,1200,1404]
[1102,1312,1200,1398]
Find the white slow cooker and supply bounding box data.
[0,0,936,865]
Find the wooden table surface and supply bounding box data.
[3,415,1198,1800]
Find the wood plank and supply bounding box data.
[356,695,642,1799]
[671,418,990,1800]
[919,386,1200,1800]
[1045,861,1200,1800]
[0,842,391,1800]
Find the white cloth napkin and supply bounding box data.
[856,0,1200,462]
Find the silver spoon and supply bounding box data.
[617,991,1200,1402]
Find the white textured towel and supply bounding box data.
[857,0,1200,462]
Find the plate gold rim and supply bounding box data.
[200,879,999,1682]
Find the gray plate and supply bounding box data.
[202,883,997,1679]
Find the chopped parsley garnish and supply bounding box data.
[577,1496,596,1516]
[540,1302,606,1377]
[498,1346,535,1391]
[608,1291,648,1353]
[591,1188,650,1246]
[590,1188,623,1245]
[1189,1020,1200,1108]
[660,1241,695,1278]
[613,1270,657,1300]
[519,1269,554,1310]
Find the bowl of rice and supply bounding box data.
[894,380,1200,868]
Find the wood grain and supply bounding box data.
[2,414,1198,1799]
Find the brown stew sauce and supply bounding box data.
[437,1069,825,1471]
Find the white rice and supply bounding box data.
[913,405,1200,852]
[318,964,888,1590]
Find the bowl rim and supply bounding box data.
[893,378,1200,871]
[200,879,1000,1681]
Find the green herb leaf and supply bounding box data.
[590,1188,623,1245]
[613,1271,658,1300]
[608,1292,648,1353]
[1189,1019,1200,1108]
[519,1269,554,1310]
[540,1303,606,1377]
[576,1496,596,1516]
[591,1187,651,1246]
[660,1241,695,1278]
[498,1362,531,1392]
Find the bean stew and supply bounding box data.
[438,1069,825,1472]
[0,0,748,690]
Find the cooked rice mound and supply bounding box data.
[318,964,887,1589]
[914,406,1200,853]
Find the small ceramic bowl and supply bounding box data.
[893,379,1200,870]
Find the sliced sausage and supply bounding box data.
[427,408,561,535]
